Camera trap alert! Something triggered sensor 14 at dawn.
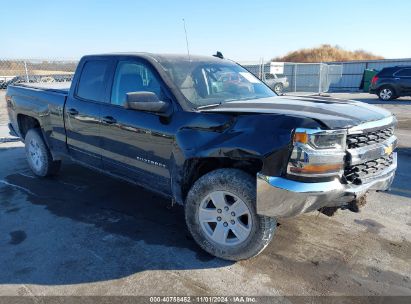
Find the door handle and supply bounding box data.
[67,108,79,116]
[394,78,400,80]
[102,116,117,124]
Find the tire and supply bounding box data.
[185,168,277,261]
[273,83,284,95]
[378,86,396,101]
[24,128,61,177]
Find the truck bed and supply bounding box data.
[15,82,71,95]
[6,83,69,158]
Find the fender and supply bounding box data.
[169,112,322,204]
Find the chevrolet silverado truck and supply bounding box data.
[6,53,397,260]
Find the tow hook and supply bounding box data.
[319,207,339,217]
[345,194,368,213]
[319,194,368,217]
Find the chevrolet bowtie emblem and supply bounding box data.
[384,145,393,155]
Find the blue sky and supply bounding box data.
[2,0,410,61]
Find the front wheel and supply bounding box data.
[185,169,277,261]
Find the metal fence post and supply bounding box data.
[24,60,29,82]
[294,64,297,93]
[261,58,264,80]
[318,63,322,94]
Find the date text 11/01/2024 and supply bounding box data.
[149,296,257,303]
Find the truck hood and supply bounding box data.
[199,95,393,129]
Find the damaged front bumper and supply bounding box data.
[256,153,397,218]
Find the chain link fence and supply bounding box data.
[240,60,343,94]
[0,58,343,94]
[0,59,78,89]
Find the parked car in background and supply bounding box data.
[369,66,411,100]
[262,73,289,94]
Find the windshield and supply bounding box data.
[158,59,276,108]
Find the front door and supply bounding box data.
[394,68,411,95]
[99,59,174,194]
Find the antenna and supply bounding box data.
[182,18,191,61]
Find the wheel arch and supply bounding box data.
[16,114,60,160]
[379,84,398,96]
[175,157,263,205]
[17,114,41,139]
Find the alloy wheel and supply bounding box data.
[198,191,252,246]
[28,138,44,171]
[274,84,283,94]
[380,88,393,100]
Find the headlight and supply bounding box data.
[294,129,346,150]
[287,128,347,178]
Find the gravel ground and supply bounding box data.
[0,90,410,297]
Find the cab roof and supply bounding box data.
[83,52,228,64]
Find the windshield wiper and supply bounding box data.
[197,103,222,110]
[224,96,269,103]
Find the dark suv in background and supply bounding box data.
[369,66,411,100]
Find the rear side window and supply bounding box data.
[378,67,397,77]
[395,68,411,77]
[77,60,110,102]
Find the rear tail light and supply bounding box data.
[371,75,379,85]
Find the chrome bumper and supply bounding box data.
[256,153,397,218]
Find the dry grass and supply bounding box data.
[273,44,384,63]
[0,60,77,77]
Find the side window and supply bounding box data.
[395,68,411,77]
[265,73,274,80]
[111,61,163,106]
[77,60,110,102]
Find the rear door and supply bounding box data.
[65,58,113,167]
[394,68,411,95]
[99,59,174,194]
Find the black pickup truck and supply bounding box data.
[6,53,397,260]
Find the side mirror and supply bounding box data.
[125,91,169,113]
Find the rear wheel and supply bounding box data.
[25,128,61,177]
[378,86,396,101]
[185,168,277,261]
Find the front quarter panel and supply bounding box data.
[171,112,322,203]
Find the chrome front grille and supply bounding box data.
[344,154,394,185]
[344,117,397,185]
[346,127,394,149]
